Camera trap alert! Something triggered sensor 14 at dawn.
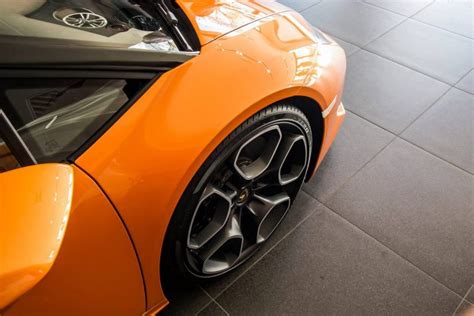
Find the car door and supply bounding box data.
[0,1,195,314]
[0,80,149,316]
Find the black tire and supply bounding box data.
[161,104,312,295]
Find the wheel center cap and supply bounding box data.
[237,188,250,204]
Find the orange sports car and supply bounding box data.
[0,0,346,314]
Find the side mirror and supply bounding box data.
[0,164,74,309]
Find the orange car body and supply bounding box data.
[1,1,346,315]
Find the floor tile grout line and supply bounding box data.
[360,0,436,50]
[361,0,408,18]
[457,69,474,82]
[398,135,473,175]
[344,109,397,136]
[299,1,322,14]
[348,44,458,87]
[454,67,474,96]
[197,287,231,316]
[397,68,473,136]
[311,133,397,204]
[362,0,474,41]
[361,12,410,48]
[301,106,397,202]
[201,287,230,315]
[207,197,321,301]
[362,45,467,86]
[194,300,213,316]
[409,17,474,41]
[464,284,474,305]
[464,285,474,304]
[455,85,474,96]
[343,48,361,57]
[396,86,452,135]
[452,285,474,315]
[361,0,433,18]
[317,197,468,301]
[345,109,473,175]
[323,32,362,57]
[193,287,215,315]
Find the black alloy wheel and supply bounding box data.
[162,104,313,282]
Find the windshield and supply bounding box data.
[0,0,179,52]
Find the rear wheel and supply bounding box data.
[162,104,312,283]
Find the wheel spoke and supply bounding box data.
[198,215,243,274]
[187,185,232,249]
[245,192,290,243]
[266,134,308,186]
[234,125,282,180]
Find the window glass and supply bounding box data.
[0,0,178,52]
[0,78,142,163]
[0,138,20,173]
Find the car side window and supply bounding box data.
[0,137,20,173]
[0,78,145,163]
[0,1,179,53]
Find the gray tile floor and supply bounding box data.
[163,1,473,315]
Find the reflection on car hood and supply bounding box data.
[177,0,291,45]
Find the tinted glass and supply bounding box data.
[0,78,142,163]
[0,137,20,173]
[0,0,178,52]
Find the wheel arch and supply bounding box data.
[159,98,320,295]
